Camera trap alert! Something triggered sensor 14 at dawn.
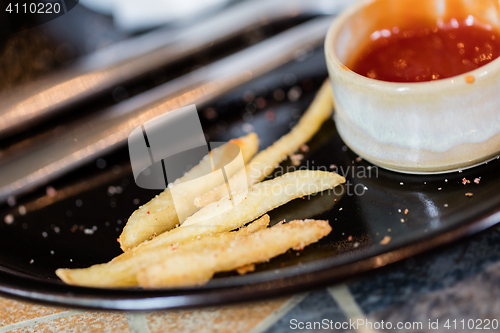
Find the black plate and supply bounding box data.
[0,47,499,311]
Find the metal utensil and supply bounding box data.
[0,0,351,137]
[0,14,346,202]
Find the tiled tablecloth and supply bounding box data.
[1,225,499,333]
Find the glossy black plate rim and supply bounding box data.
[0,199,498,311]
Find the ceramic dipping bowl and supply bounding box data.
[325,0,500,174]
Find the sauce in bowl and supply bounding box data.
[325,0,500,173]
[348,20,500,82]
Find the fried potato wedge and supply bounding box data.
[194,80,334,208]
[137,219,332,288]
[55,215,270,288]
[119,132,259,251]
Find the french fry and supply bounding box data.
[55,215,270,288]
[181,170,343,230]
[122,170,342,259]
[194,80,334,208]
[125,170,342,256]
[137,220,332,288]
[119,132,259,251]
[56,170,343,288]
[56,80,344,289]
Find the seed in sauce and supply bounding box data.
[348,19,500,82]
[465,75,475,83]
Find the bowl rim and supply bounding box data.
[324,0,500,92]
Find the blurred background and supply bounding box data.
[0,0,343,203]
[0,0,313,104]
[0,0,238,88]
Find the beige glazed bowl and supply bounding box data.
[325,0,500,174]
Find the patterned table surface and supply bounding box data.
[1,224,499,333]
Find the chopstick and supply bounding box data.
[0,15,340,203]
[0,0,352,138]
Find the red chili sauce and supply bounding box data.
[348,19,500,82]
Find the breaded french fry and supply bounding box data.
[122,170,342,259]
[194,80,334,208]
[119,132,259,251]
[56,170,343,288]
[137,220,332,288]
[55,215,270,288]
[181,170,343,230]
[122,170,342,258]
